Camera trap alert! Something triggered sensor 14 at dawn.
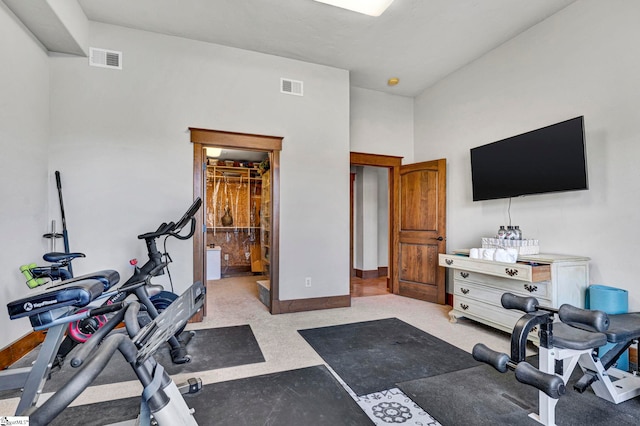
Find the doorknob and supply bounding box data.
[437,236,444,241]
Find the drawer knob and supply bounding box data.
[524,284,538,293]
[445,259,453,265]
[460,272,469,279]
[461,288,470,294]
[460,303,469,310]
[505,268,519,277]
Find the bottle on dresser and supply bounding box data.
[497,225,507,239]
[514,225,522,240]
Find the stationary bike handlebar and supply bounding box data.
[173,217,197,240]
[128,198,202,283]
[174,198,202,232]
[138,222,176,240]
[136,198,202,241]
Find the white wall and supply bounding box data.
[414,0,640,310]
[350,87,414,163]
[359,167,380,271]
[46,22,350,303]
[353,167,363,270]
[0,4,50,345]
[352,166,389,273]
[377,167,389,267]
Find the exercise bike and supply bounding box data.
[4,275,205,425]
[52,197,203,367]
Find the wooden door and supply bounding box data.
[398,159,446,304]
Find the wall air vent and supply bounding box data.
[280,78,303,96]
[89,47,122,70]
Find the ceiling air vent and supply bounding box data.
[89,47,122,70]
[280,78,303,96]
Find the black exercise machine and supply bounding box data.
[6,279,205,425]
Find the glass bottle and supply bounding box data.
[506,225,515,240]
[514,225,522,240]
[497,226,506,239]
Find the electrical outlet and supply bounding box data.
[305,277,311,287]
[224,254,229,261]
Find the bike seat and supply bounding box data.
[48,269,120,292]
[7,279,105,320]
[43,252,86,263]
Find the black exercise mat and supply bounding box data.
[398,359,640,426]
[298,317,480,395]
[49,365,374,426]
[1,325,264,398]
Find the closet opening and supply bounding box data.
[205,148,269,281]
[190,128,282,317]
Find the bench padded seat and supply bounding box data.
[604,312,640,343]
[551,322,608,350]
[7,279,105,320]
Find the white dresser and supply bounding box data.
[439,251,590,342]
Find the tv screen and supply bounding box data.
[470,116,588,201]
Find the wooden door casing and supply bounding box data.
[190,128,282,315]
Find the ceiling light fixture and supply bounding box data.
[313,0,395,17]
[206,147,222,158]
[388,77,400,86]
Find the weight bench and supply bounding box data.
[473,293,640,426]
[556,311,640,404]
[3,271,120,415]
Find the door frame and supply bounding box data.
[190,128,282,315]
[350,152,402,294]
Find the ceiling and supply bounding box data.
[73,0,577,97]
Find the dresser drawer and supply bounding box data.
[454,279,550,308]
[453,270,550,299]
[440,254,550,282]
[453,295,538,338]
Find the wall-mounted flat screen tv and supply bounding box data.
[470,116,588,201]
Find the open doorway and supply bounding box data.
[204,147,271,309]
[204,148,268,279]
[350,165,390,297]
[350,152,402,297]
[190,128,282,316]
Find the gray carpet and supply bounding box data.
[298,317,480,395]
[398,357,640,426]
[49,365,374,426]
[1,325,264,398]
